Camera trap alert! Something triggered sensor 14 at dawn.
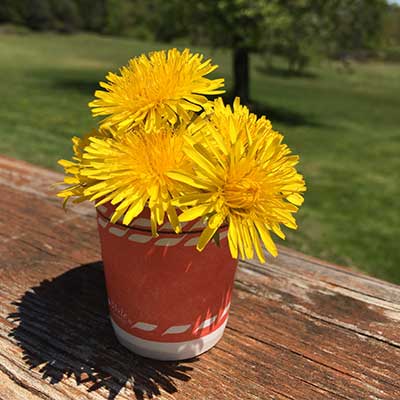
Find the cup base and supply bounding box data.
[111,318,227,361]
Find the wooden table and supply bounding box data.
[0,155,399,400]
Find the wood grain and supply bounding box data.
[1,155,399,400]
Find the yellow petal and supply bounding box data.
[122,197,147,225]
[179,204,212,222]
[287,193,304,206]
[228,221,239,259]
[254,221,278,257]
[197,224,219,252]
[167,205,181,233]
[249,222,265,263]
[167,171,211,190]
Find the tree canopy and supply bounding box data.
[0,0,393,102]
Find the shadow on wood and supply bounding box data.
[8,262,197,400]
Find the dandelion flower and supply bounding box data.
[168,100,306,262]
[89,48,225,132]
[194,97,273,147]
[57,127,111,206]
[80,124,193,235]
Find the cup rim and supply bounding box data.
[96,208,229,235]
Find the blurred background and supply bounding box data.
[1,0,399,283]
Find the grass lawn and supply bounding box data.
[1,33,399,283]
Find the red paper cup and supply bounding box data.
[96,203,237,360]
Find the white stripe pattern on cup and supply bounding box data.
[184,237,199,247]
[97,205,108,214]
[219,231,228,240]
[97,212,229,247]
[109,227,129,237]
[128,234,152,243]
[162,324,191,335]
[131,322,157,331]
[97,216,108,228]
[190,220,207,231]
[193,315,217,333]
[220,303,231,319]
[154,237,186,246]
[130,303,231,335]
[159,222,173,230]
[133,218,151,228]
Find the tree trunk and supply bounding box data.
[233,47,250,104]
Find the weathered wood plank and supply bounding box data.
[235,263,400,346]
[0,369,44,400]
[258,249,400,304]
[1,155,400,400]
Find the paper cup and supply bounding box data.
[96,204,237,361]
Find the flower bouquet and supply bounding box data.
[57,48,306,360]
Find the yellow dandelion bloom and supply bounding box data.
[80,124,193,235]
[89,48,225,132]
[57,127,111,206]
[194,97,273,147]
[168,100,306,262]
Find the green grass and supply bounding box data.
[1,33,399,283]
